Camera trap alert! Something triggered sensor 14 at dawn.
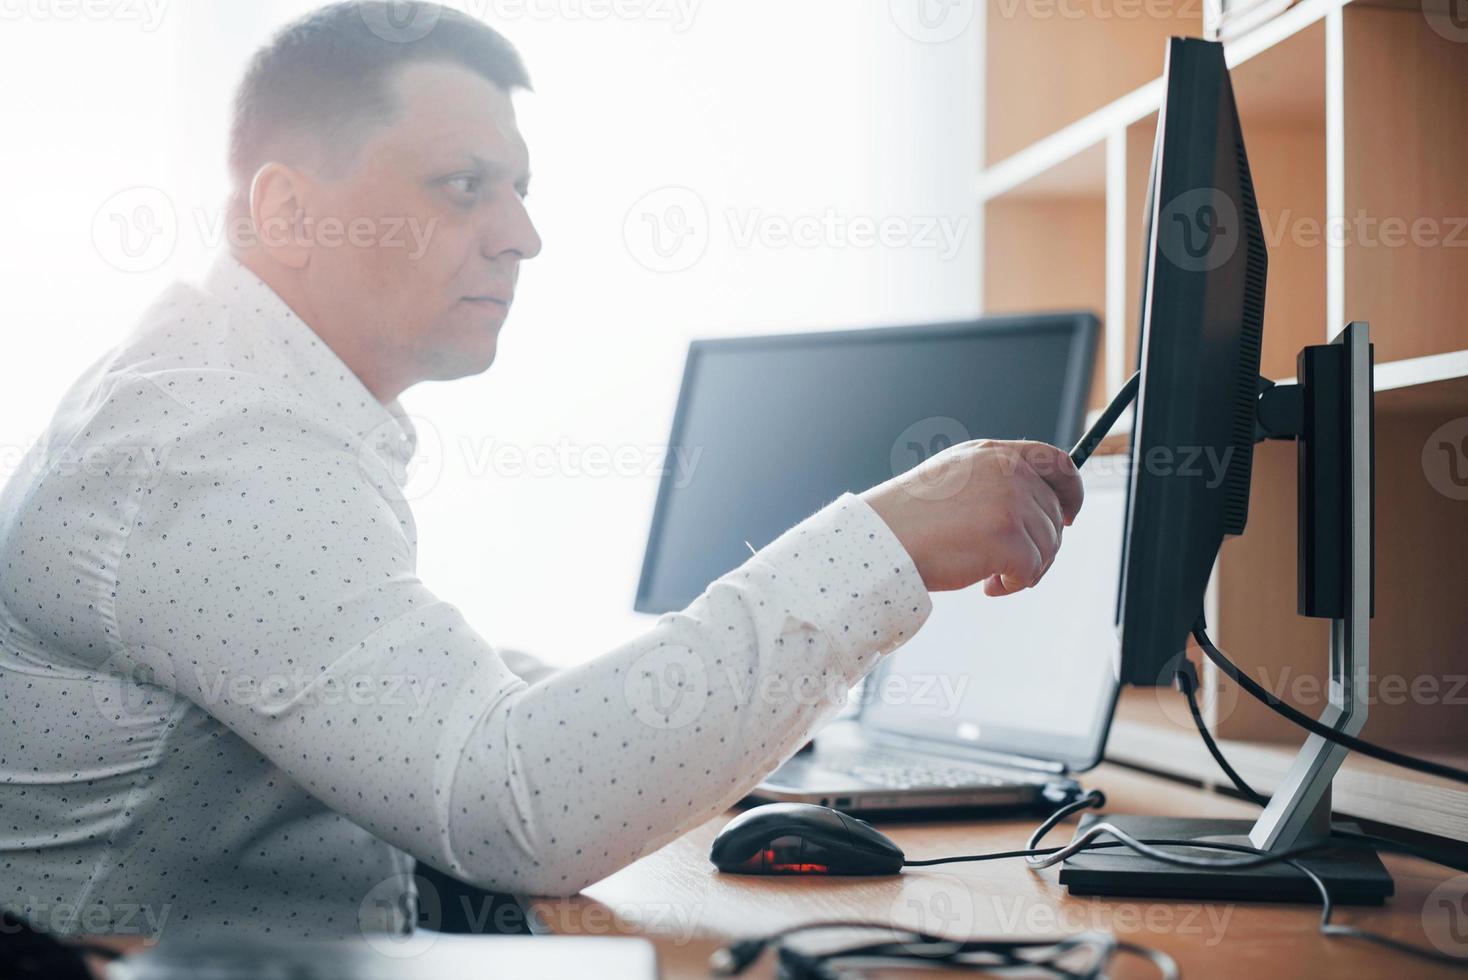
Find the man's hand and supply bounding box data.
[861,439,1084,596]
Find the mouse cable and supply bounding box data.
[1191,620,1468,787]
[710,919,1178,979]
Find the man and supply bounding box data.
[0,1,1082,941]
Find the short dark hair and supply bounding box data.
[227,1,530,216]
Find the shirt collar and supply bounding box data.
[201,252,419,474]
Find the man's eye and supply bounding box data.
[443,174,483,197]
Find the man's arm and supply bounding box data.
[495,648,557,685]
[110,393,931,896]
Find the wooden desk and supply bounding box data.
[527,764,1467,979]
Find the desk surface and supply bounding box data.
[527,764,1466,979]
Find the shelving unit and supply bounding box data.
[977,0,1468,838]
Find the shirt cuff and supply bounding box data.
[754,492,932,683]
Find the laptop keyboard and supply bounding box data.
[819,750,1019,790]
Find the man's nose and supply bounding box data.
[482,197,542,262]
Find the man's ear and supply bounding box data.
[248,163,312,270]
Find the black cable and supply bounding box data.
[901,789,1107,868]
[1174,660,1270,805]
[1069,371,1139,468]
[1192,622,1468,787]
[713,920,1176,980]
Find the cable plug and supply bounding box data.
[709,937,769,976]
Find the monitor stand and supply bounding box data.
[1060,321,1393,904]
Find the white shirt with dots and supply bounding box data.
[0,253,932,941]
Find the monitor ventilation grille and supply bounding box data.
[1224,136,1267,537]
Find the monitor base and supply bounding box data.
[1057,814,1393,904]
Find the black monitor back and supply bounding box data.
[1117,37,1268,687]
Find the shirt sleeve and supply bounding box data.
[111,393,931,897]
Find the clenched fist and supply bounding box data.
[861,439,1084,596]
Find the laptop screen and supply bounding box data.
[636,314,1098,613]
[859,462,1126,772]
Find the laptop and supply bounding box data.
[751,461,1124,812]
[636,313,1119,813]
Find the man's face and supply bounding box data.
[296,61,541,386]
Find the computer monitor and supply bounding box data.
[1061,36,1389,903]
[1114,35,1268,689]
[636,314,1097,614]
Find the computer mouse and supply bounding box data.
[709,802,906,875]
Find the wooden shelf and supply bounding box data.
[983,2,1199,167]
[1108,689,1468,842]
[982,143,1109,410]
[1341,5,1468,363]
